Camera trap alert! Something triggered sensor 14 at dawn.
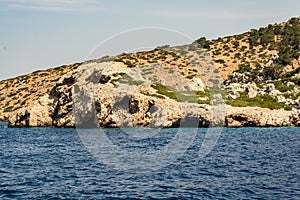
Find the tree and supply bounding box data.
[194,37,211,50]
[263,64,283,80]
[249,29,260,46]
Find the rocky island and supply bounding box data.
[0,17,299,128]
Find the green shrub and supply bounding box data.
[273,80,295,92]
[227,93,292,110]
[151,84,210,103]
[236,64,251,73]
[223,45,230,51]
[20,100,26,106]
[233,41,239,48]
[4,106,14,112]
[235,34,244,40]
[259,53,267,59]
[240,46,247,51]
[213,49,221,55]
[194,37,211,50]
[213,69,219,73]
[234,52,241,59]
[216,37,223,42]
[215,59,225,64]
[142,92,165,99]
[118,74,143,85]
[7,93,17,97]
[186,75,195,79]
[263,64,283,80]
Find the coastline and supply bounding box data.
[2,105,299,128]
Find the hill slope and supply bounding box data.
[0,17,300,127]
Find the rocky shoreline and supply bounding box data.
[4,104,300,128]
[2,67,299,128]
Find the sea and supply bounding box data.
[0,122,299,199]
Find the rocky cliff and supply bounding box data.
[1,17,300,128]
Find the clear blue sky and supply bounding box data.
[0,0,299,80]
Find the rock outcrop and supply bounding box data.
[8,71,76,127]
[225,105,300,127]
[6,61,300,128]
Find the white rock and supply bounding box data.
[276,95,286,103]
[246,82,258,98]
[188,78,205,91]
[269,89,281,96]
[287,82,295,87]
[266,83,276,91]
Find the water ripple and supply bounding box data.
[0,126,299,199]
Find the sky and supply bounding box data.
[0,0,299,80]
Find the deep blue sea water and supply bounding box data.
[0,123,299,199]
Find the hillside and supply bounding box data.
[199,17,300,79]
[0,17,300,127]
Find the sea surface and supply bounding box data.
[0,123,299,199]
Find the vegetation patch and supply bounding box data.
[117,74,144,85]
[227,93,292,110]
[151,84,212,104]
[215,59,225,64]
[3,106,14,113]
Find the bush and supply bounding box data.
[249,29,260,46]
[273,80,295,92]
[223,45,230,51]
[234,53,241,59]
[216,37,223,42]
[233,41,239,48]
[227,93,292,110]
[213,49,221,55]
[4,106,14,112]
[240,46,247,51]
[151,84,210,103]
[263,64,283,80]
[236,64,252,73]
[215,59,225,64]
[194,37,211,50]
[7,93,17,97]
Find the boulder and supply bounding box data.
[246,82,258,98]
[269,89,281,96]
[287,81,295,87]
[276,95,286,103]
[228,72,249,83]
[266,83,276,91]
[188,78,205,91]
[227,83,244,99]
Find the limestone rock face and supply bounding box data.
[28,94,54,127]
[8,71,76,127]
[8,108,30,127]
[49,71,75,127]
[225,105,299,127]
[8,94,55,127]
